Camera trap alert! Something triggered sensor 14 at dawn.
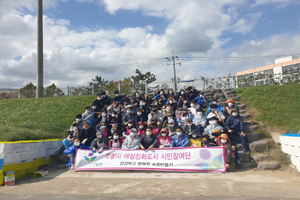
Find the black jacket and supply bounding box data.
[90,137,109,149]
[139,134,158,149]
[79,128,96,146]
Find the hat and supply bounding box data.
[160,128,168,134]
[187,86,192,90]
[114,91,119,94]
[128,119,134,124]
[218,134,230,141]
[182,106,188,111]
[231,108,239,112]
[208,114,217,119]
[186,118,192,122]
[72,122,79,126]
[199,91,204,95]
[85,106,91,109]
[137,121,146,126]
[75,114,82,118]
[130,128,137,133]
[83,121,90,125]
[168,119,175,123]
[100,91,106,95]
[209,117,218,121]
[212,129,221,136]
[201,134,209,140]
[226,99,235,104]
[96,131,102,136]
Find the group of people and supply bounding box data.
[63,87,248,170]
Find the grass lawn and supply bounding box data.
[235,83,300,133]
[0,96,96,141]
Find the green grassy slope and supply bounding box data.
[0,96,95,141]
[236,83,300,133]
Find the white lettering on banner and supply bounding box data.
[74,147,226,172]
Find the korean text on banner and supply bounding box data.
[74,147,226,172]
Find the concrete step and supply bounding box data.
[251,154,269,162]
[244,121,259,126]
[239,161,257,169]
[244,125,259,133]
[240,113,250,119]
[249,140,269,153]
[238,151,251,162]
[234,133,260,143]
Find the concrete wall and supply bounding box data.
[280,134,300,172]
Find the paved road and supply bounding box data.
[1,168,300,199]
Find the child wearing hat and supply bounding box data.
[136,121,146,137]
[189,130,202,147]
[109,132,123,149]
[218,134,235,170]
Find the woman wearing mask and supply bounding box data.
[188,130,202,147]
[149,118,161,135]
[136,121,146,137]
[90,131,109,151]
[166,119,178,137]
[218,134,235,170]
[96,111,109,126]
[203,117,224,138]
[96,121,111,139]
[224,99,240,118]
[177,106,192,127]
[168,88,177,100]
[122,128,140,149]
[110,119,122,138]
[201,135,211,147]
[135,108,146,125]
[158,128,172,148]
[109,132,122,149]
[122,119,135,141]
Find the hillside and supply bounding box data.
[235,83,300,133]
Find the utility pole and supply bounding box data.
[167,49,181,92]
[36,0,44,98]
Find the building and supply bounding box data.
[235,56,300,88]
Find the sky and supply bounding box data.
[0,0,300,89]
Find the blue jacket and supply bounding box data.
[195,96,208,105]
[226,115,244,132]
[135,114,146,125]
[63,143,90,166]
[170,134,189,148]
[208,104,223,113]
[155,94,167,103]
[112,95,124,103]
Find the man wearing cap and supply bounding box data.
[182,118,200,137]
[139,127,159,149]
[224,99,240,118]
[112,91,124,103]
[207,104,225,123]
[70,114,84,130]
[226,108,248,152]
[170,127,189,148]
[79,121,96,146]
[93,94,105,111]
[194,92,208,108]
[122,128,140,149]
[203,117,224,138]
[162,112,178,128]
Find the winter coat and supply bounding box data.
[139,134,158,149]
[170,134,189,148]
[79,127,96,146]
[90,137,109,150]
[122,135,140,149]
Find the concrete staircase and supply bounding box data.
[204,88,273,170]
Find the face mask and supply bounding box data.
[160,92,163,95]
[137,112,142,116]
[102,114,107,117]
[136,94,140,97]
[184,101,187,103]
[212,102,217,105]
[113,135,119,140]
[169,91,173,94]
[187,123,192,126]
[112,114,116,117]
[146,132,152,136]
[221,139,227,144]
[197,112,202,116]
[169,101,173,104]
[127,110,132,114]
[128,123,133,127]
[73,127,78,131]
[209,121,217,125]
[76,118,81,122]
[228,103,233,107]
[97,134,103,138]
[177,132,182,136]
[181,92,184,94]
[139,125,144,129]
[168,117,172,120]
[116,94,119,97]
[161,133,167,137]
[200,95,204,98]
[169,124,174,127]
[112,123,118,127]
[97,97,101,100]
[74,142,80,146]
[232,112,238,117]
[202,141,208,146]
[101,125,106,129]
[130,132,137,137]
[192,134,197,138]
[191,104,195,107]
[92,106,96,109]
[85,110,91,114]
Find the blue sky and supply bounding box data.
[0,0,300,88]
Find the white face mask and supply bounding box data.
[127,110,132,114]
[168,117,173,120]
[76,118,81,122]
[101,125,106,129]
[136,94,140,97]
[92,106,96,109]
[97,97,101,100]
[102,114,107,117]
[139,125,144,129]
[191,104,195,107]
[128,123,133,127]
[116,94,119,96]
[232,112,238,117]
[73,127,78,131]
[85,110,90,114]
[181,92,184,94]
[228,103,233,107]
[177,132,182,136]
[184,100,187,103]
[221,139,227,144]
[74,142,80,146]
[146,131,152,136]
[209,121,217,125]
[200,95,204,98]
[197,112,202,116]
[111,114,116,117]
[169,124,175,127]
[169,101,173,104]
[212,102,217,105]
[192,134,197,138]
[113,135,119,139]
[161,133,167,137]
[187,123,192,126]
[97,134,103,138]
[137,112,142,116]
[130,132,137,137]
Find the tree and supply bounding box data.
[20,82,36,98]
[45,83,64,97]
[131,69,156,93]
[89,76,110,94]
